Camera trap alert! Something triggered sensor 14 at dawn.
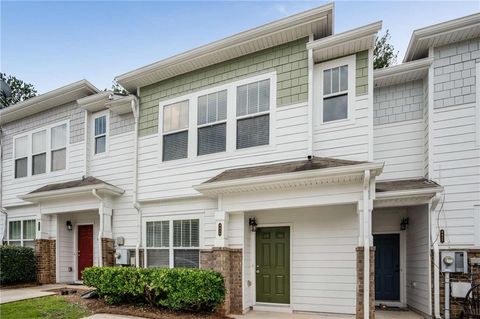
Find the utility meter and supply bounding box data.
[440,251,468,273]
[115,248,130,266]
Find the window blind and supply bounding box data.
[198,123,226,156]
[163,131,188,161]
[237,114,269,149]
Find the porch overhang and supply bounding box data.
[374,179,443,208]
[307,21,382,63]
[373,57,433,88]
[194,157,384,197]
[18,176,124,203]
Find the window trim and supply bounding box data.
[7,218,36,247]
[157,72,276,165]
[197,89,228,156]
[12,120,70,179]
[31,130,47,175]
[314,54,356,128]
[160,100,190,162]
[91,110,109,157]
[143,215,203,269]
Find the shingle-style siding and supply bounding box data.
[433,38,479,109]
[110,112,134,136]
[1,101,84,160]
[356,50,369,96]
[138,38,309,136]
[373,80,424,125]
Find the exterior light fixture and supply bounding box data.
[66,220,73,231]
[400,217,409,231]
[249,217,257,232]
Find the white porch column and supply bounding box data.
[214,211,229,247]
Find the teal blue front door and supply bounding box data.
[374,234,400,301]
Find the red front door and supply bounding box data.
[78,225,93,280]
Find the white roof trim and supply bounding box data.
[115,3,334,92]
[78,91,113,112]
[404,12,480,62]
[194,162,384,196]
[307,21,382,62]
[0,80,99,125]
[374,57,433,87]
[18,183,124,203]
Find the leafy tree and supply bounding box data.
[110,80,128,95]
[0,73,37,108]
[374,30,398,69]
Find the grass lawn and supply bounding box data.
[0,295,92,319]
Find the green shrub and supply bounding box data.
[83,267,225,312]
[0,245,36,284]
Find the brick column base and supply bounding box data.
[101,238,115,266]
[356,246,375,319]
[200,247,242,315]
[35,239,56,284]
[433,249,480,318]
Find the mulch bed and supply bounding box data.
[65,293,231,319]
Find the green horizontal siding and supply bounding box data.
[356,50,369,96]
[139,38,308,137]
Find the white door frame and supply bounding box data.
[74,223,95,283]
[251,223,293,313]
[373,231,407,308]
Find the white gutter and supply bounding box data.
[92,189,104,267]
[18,183,124,202]
[130,95,142,268]
[362,170,371,319]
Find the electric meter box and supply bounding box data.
[440,251,468,273]
[115,248,130,266]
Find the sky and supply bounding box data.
[1,0,479,94]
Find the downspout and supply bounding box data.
[363,170,371,319]
[130,96,141,267]
[431,193,442,319]
[307,35,314,157]
[0,127,6,243]
[83,110,89,177]
[92,189,104,267]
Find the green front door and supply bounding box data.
[256,227,290,304]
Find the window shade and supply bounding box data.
[174,250,199,268]
[163,131,188,161]
[51,148,66,171]
[32,154,46,175]
[94,116,106,136]
[23,220,35,239]
[237,114,269,149]
[163,101,189,133]
[15,136,28,158]
[51,124,67,149]
[323,94,348,122]
[147,249,169,267]
[197,123,226,156]
[9,221,21,240]
[32,131,46,154]
[15,158,27,178]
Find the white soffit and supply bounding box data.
[404,12,480,62]
[0,80,99,125]
[374,57,433,88]
[307,21,382,63]
[77,91,112,112]
[115,3,334,92]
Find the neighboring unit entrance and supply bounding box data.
[77,224,93,280]
[374,233,400,301]
[256,226,290,304]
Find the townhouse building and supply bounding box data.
[1,4,479,318]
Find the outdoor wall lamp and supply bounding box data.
[249,217,257,232]
[400,217,409,231]
[66,220,73,231]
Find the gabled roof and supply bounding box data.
[19,176,124,202]
[115,3,334,92]
[0,80,99,125]
[404,12,480,62]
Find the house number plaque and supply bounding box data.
[217,222,223,237]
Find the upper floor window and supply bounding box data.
[14,122,68,179]
[162,100,189,161]
[8,219,35,248]
[236,79,270,149]
[94,115,107,155]
[197,90,227,156]
[322,65,348,122]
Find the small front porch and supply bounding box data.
[233,309,424,319]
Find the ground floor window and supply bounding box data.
[8,219,35,248]
[146,218,199,268]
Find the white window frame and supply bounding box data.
[13,135,29,178]
[91,110,109,157]
[7,218,36,247]
[197,90,228,156]
[157,72,276,165]
[143,214,203,269]
[31,130,47,176]
[160,100,190,162]
[314,54,356,128]
[12,120,70,179]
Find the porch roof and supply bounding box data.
[19,176,124,202]
[374,178,443,208]
[195,157,384,196]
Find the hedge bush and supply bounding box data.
[0,245,36,284]
[83,267,225,312]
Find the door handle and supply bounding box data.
[78,250,80,257]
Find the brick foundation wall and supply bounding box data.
[200,248,242,315]
[432,249,480,318]
[35,239,56,284]
[356,246,375,319]
[101,238,115,267]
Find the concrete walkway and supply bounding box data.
[233,310,424,319]
[0,284,91,304]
